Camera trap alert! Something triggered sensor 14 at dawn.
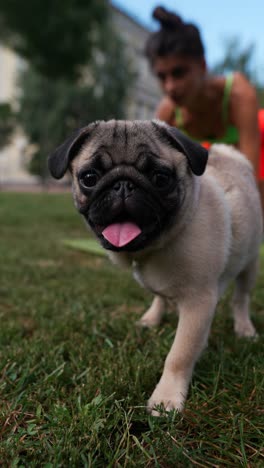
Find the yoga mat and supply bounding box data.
[62,238,106,257]
[63,239,264,260]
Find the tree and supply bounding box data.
[212,37,257,82]
[256,83,264,109]
[18,35,133,180]
[0,1,134,181]
[212,36,264,110]
[0,103,15,150]
[0,0,109,80]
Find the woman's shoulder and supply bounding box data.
[210,72,256,102]
[228,72,259,131]
[230,72,257,104]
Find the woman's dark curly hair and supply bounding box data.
[145,6,205,64]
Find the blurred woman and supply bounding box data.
[145,6,263,187]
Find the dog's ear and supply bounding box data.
[152,121,208,176]
[48,123,98,179]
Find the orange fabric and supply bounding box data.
[201,141,211,149]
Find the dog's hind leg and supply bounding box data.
[232,257,259,338]
[138,295,165,328]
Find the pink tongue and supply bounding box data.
[102,222,142,247]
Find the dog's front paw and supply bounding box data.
[137,309,162,328]
[137,296,165,329]
[148,395,183,416]
[147,377,186,416]
[137,315,161,328]
[234,319,257,338]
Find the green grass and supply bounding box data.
[0,192,263,467]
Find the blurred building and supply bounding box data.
[111,5,161,120]
[0,4,161,187]
[0,46,34,186]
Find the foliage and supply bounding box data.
[0,0,134,180]
[0,102,16,150]
[212,37,257,82]
[212,37,264,110]
[0,0,109,80]
[0,192,264,466]
[18,35,133,180]
[257,87,264,108]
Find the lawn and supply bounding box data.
[0,192,263,467]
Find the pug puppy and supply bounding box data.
[48,120,262,414]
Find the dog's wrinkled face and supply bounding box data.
[48,120,208,251]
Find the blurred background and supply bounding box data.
[0,0,263,189]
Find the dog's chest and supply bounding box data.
[132,256,186,299]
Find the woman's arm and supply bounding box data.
[155,96,177,125]
[230,73,260,177]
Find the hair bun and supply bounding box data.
[185,24,199,35]
[153,6,184,30]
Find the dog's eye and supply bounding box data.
[80,170,99,189]
[152,171,171,189]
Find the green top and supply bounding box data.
[175,74,239,145]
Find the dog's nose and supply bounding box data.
[113,180,135,198]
